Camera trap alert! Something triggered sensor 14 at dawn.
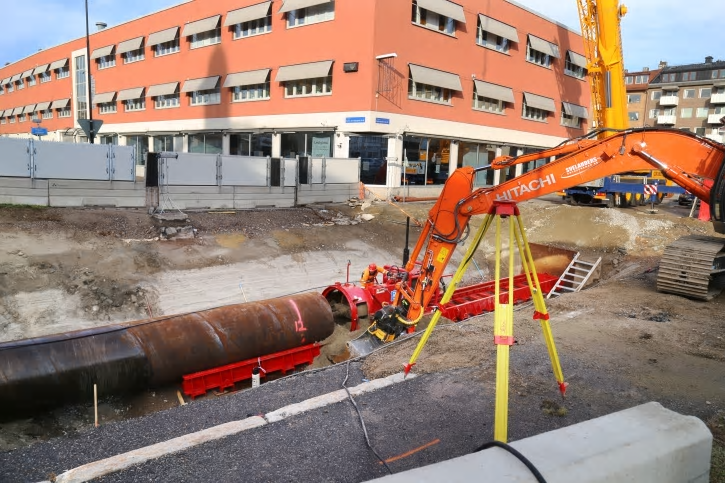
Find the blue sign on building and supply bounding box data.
[345,116,366,123]
[375,117,390,125]
[31,127,48,136]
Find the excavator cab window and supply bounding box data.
[712,159,725,234]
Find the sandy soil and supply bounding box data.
[1,196,724,459]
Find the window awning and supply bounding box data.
[49,58,68,70]
[225,1,272,26]
[10,74,21,83]
[0,110,9,117]
[477,14,518,42]
[12,107,24,116]
[147,82,179,97]
[21,70,34,79]
[35,101,51,111]
[1,78,10,85]
[90,45,115,60]
[33,64,49,75]
[117,87,145,101]
[181,76,220,92]
[23,105,35,114]
[523,92,555,112]
[117,37,144,55]
[275,61,333,82]
[562,101,589,119]
[567,51,587,69]
[93,92,116,104]
[409,63,462,91]
[416,0,466,23]
[51,98,70,109]
[181,15,221,37]
[473,80,514,103]
[528,35,560,58]
[147,27,179,47]
[279,0,331,14]
[224,69,271,87]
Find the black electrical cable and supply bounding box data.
[474,441,548,483]
[342,359,393,475]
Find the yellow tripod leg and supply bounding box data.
[403,214,494,376]
[493,215,515,443]
[514,215,567,397]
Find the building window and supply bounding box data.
[123,48,145,64]
[683,72,697,81]
[627,94,641,103]
[662,107,676,117]
[651,91,662,101]
[628,112,639,121]
[7,83,13,93]
[700,88,712,98]
[56,66,70,79]
[75,55,88,120]
[191,27,222,49]
[99,102,117,114]
[190,88,221,106]
[526,40,551,68]
[473,93,504,113]
[40,71,52,83]
[635,74,648,83]
[189,133,223,154]
[662,73,676,82]
[411,1,455,35]
[408,78,450,104]
[696,107,709,118]
[0,86,3,95]
[233,16,271,39]
[476,20,509,53]
[154,94,180,109]
[28,76,36,87]
[0,118,5,124]
[97,55,116,69]
[649,109,659,119]
[230,133,273,156]
[681,108,693,118]
[683,89,695,99]
[711,69,725,79]
[16,80,25,90]
[126,135,149,165]
[153,135,174,152]
[523,103,548,121]
[232,83,270,102]
[714,106,725,115]
[124,98,145,112]
[57,107,71,118]
[42,110,53,119]
[288,1,335,28]
[564,54,586,79]
[19,115,26,123]
[100,134,119,145]
[285,76,333,98]
[9,116,15,123]
[695,127,706,136]
[625,76,633,85]
[155,38,180,56]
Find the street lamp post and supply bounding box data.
[84,0,95,144]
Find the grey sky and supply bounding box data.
[0,0,720,71]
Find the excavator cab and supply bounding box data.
[712,158,725,234]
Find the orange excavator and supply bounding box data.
[360,127,725,345]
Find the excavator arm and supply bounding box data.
[375,129,725,333]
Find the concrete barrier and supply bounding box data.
[0,178,49,206]
[367,402,712,483]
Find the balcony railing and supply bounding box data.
[659,95,679,106]
[710,93,725,104]
[708,114,725,125]
[706,133,723,143]
[656,115,677,125]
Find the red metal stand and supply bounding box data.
[182,343,322,399]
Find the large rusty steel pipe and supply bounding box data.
[0,292,333,419]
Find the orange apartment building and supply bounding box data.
[0,0,590,188]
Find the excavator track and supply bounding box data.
[657,235,725,300]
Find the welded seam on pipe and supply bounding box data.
[50,372,416,483]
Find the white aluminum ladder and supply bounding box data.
[547,253,602,299]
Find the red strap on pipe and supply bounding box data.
[533,311,550,321]
[494,335,515,346]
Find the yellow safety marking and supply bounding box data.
[436,247,449,264]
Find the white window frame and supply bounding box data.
[651,91,662,101]
[649,108,659,119]
[523,102,548,121]
[407,78,451,105]
[700,88,712,98]
[7,83,13,93]
[28,76,36,87]
[154,38,180,57]
[288,1,336,29]
[472,92,504,114]
[233,15,272,39]
[695,127,706,136]
[16,80,25,90]
[681,107,693,118]
[561,110,581,128]
[627,94,641,103]
[696,107,709,118]
[97,55,116,69]
[714,106,725,115]
[564,54,586,79]
[9,116,15,123]
[683,89,695,99]
[40,72,52,83]
[635,75,648,84]
[190,26,222,49]
[42,110,53,119]
[99,102,117,114]
[19,114,26,122]
[476,20,508,53]
[190,88,221,106]
[625,76,633,85]
[0,118,5,124]
[154,93,180,109]
[526,41,551,68]
[285,76,333,98]
[123,48,145,64]
[56,67,70,79]
[232,82,271,102]
[628,112,639,121]
[124,98,146,112]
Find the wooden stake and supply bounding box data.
[94,384,99,428]
[176,390,187,406]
